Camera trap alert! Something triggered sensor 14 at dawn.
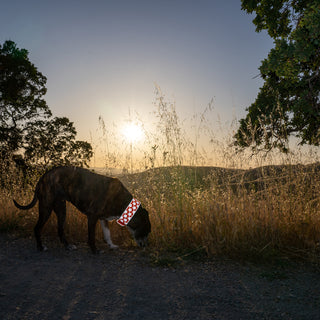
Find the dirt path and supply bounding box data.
[0,234,319,320]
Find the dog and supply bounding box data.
[13,166,151,253]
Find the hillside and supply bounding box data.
[117,163,320,195]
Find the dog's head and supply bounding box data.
[127,206,151,247]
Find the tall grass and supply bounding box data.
[2,161,320,261]
[120,164,320,262]
[1,88,320,263]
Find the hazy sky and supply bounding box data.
[1,0,274,160]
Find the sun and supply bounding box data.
[122,123,143,143]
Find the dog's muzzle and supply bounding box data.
[135,237,148,248]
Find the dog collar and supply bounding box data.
[117,198,141,226]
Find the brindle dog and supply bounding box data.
[13,166,151,253]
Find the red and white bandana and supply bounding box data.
[117,198,141,226]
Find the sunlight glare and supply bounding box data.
[122,123,143,143]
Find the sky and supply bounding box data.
[0,0,275,167]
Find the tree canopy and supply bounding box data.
[0,40,92,168]
[234,0,320,152]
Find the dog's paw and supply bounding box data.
[90,247,104,254]
[103,239,119,250]
[93,249,104,254]
[66,244,77,251]
[38,245,48,252]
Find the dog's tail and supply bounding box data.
[13,184,39,210]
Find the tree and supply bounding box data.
[0,40,51,156]
[234,1,320,152]
[0,40,92,168]
[24,117,92,167]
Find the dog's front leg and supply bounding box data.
[100,220,118,249]
[87,216,99,254]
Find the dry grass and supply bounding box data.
[119,164,320,262]
[2,163,319,263]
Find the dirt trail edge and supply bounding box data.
[0,234,319,320]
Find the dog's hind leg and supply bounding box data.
[100,220,118,249]
[87,216,99,254]
[34,201,52,251]
[53,200,77,251]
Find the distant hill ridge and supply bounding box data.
[114,162,320,194]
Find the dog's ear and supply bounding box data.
[128,207,151,234]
